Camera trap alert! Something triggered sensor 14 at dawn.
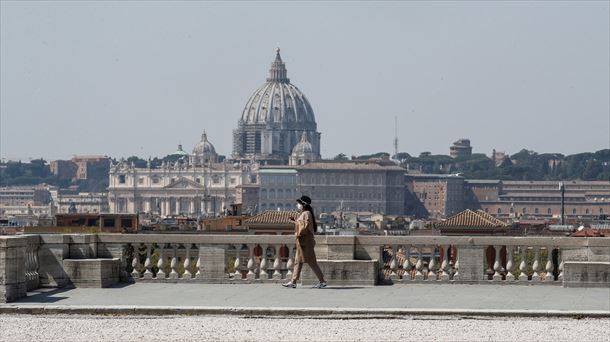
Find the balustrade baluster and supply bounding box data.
[247,244,256,280]
[427,246,437,281]
[286,245,294,281]
[234,246,242,280]
[543,247,554,282]
[273,244,282,280]
[453,250,460,281]
[131,244,141,279]
[558,250,564,281]
[156,244,166,279]
[505,246,515,281]
[24,245,31,283]
[389,245,398,280]
[143,244,153,279]
[169,244,179,280]
[492,245,503,281]
[182,244,192,279]
[260,244,269,280]
[415,247,424,281]
[532,247,541,281]
[195,256,201,279]
[32,245,39,282]
[440,245,450,281]
[518,246,529,281]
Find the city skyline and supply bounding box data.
[1,2,609,161]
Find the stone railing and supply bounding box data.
[357,236,610,285]
[2,234,609,302]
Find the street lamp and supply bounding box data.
[559,182,565,225]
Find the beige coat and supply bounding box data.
[294,210,317,263]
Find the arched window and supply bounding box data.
[534,208,539,214]
[510,207,514,213]
[600,208,604,214]
[522,207,526,214]
[547,208,552,215]
[497,208,501,214]
[585,209,590,214]
[572,208,577,215]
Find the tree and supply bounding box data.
[333,153,349,161]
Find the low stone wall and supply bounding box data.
[563,261,610,288]
[301,260,378,286]
[0,236,27,303]
[63,258,120,288]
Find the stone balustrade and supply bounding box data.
[1,234,609,302]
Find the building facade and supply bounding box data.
[296,161,406,215]
[0,186,53,206]
[405,174,465,219]
[449,139,472,159]
[56,191,109,214]
[465,180,610,219]
[258,166,298,212]
[107,158,259,216]
[232,49,321,165]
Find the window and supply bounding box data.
[534,208,539,214]
[600,208,604,214]
[510,207,514,213]
[196,178,201,183]
[547,208,552,215]
[119,175,126,184]
[522,208,526,214]
[497,208,501,214]
[152,177,160,184]
[585,209,590,214]
[138,177,144,184]
[572,208,577,215]
[230,177,236,185]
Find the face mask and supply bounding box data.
[296,203,303,211]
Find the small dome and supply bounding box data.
[173,144,189,156]
[292,132,314,155]
[192,131,216,155]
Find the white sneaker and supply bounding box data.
[282,281,296,288]
[311,282,327,289]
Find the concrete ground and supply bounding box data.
[1,314,609,342]
[1,283,609,316]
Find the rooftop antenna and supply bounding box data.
[393,116,398,159]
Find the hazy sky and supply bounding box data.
[1,1,609,161]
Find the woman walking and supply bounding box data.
[282,195,327,289]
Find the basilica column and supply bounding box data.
[176,198,181,215]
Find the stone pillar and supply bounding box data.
[198,246,227,282]
[176,198,181,215]
[37,235,70,287]
[0,236,27,303]
[454,245,486,283]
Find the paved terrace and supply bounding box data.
[2,283,609,317]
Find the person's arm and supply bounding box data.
[296,211,311,237]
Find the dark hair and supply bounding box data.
[304,203,317,233]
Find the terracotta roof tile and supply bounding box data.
[476,210,508,226]
[435,209,509,229]
[245,210,298,225]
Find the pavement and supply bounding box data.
[1,283,609,317]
